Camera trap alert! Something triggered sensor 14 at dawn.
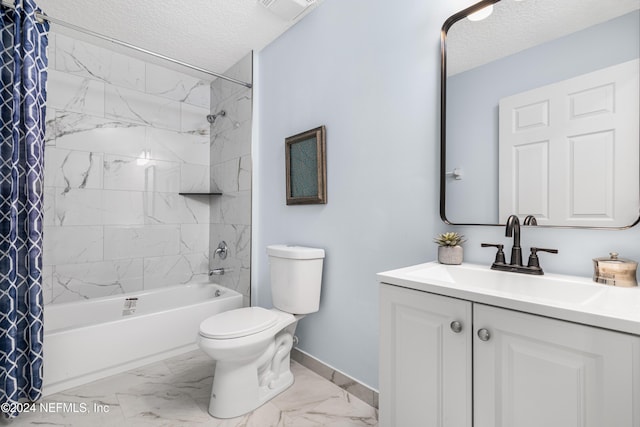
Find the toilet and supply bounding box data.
[198,244,325,419]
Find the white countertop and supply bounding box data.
[377,262,640,335]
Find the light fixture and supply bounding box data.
[258,0,316,21]
[136,150,151,166]
[467,4,494,21]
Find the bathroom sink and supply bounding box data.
[402,263,606,306]
[378,262,640,335]
[378,262,640,336]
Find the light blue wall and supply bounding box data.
[255,0,640,391]
[445,10,640,223]
[255,0,478,389]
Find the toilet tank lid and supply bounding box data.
[267,245,325,259]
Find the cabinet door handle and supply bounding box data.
[450,321,463,333]
[477,328,491,341]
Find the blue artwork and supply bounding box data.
[286,126,326,205]
[290,137,318,198]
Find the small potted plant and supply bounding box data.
[434,232,466,265]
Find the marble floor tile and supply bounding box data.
[271,363,346,419]
[8,350,378,427]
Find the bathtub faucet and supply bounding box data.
[209,268,225,276]
[214,241,228,260]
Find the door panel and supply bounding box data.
[379,284,472,427]
[474,304,640,427]
[499,59,639,226]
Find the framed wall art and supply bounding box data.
[285,126,327,205]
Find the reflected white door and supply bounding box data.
[499,59,639,226]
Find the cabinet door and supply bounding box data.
[379,284,472,427]
[474,304,640,427]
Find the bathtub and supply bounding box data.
[42,282,242,395]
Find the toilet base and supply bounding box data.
[206,329,296,419]
[207,358,294,419]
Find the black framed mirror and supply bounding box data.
[440,0,640,228]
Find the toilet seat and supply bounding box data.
[200,307,279,339]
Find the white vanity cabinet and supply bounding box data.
[379,284,472,427]
[473,303,639,427]
[379,277,640,427]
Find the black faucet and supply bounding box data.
[481,214,557,275]
[505,214,522,266]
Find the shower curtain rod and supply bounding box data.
[0,1,253,89]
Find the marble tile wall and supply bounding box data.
[43,32,213,304]
[209,53,253,306]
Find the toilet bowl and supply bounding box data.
[198,307,301,418]
[198,244,324,419]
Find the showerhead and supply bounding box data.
[206,110,226,124]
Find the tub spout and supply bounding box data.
[209,268,225,276]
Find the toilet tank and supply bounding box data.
[267,245,325,314]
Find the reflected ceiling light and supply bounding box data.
[467,4,494,21]
[136,150,151,166]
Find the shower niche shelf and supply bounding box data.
[178,192,223,196]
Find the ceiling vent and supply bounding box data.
[259,0,316,21]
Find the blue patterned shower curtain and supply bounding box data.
[0,0,48,418]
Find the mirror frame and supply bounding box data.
[439,0,640,230]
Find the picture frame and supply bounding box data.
[285,126,327,205]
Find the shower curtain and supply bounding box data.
[0,0,48,418]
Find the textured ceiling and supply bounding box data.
[36,0,321,81]
[447,0,640,75]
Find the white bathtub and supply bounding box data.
[42,282,242,395]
